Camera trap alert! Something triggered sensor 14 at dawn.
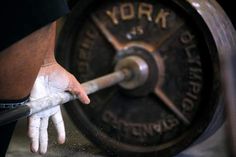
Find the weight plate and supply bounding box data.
[57,0,223,156]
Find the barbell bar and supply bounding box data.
[0,68,132,126]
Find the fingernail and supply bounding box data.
[58,135,66,144]
[84,98,90,104]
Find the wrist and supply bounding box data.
[41,62,57,67]
[42,56,56,67]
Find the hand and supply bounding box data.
[28,62,90,154]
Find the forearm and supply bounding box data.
[0,23,55,99]
[42,22,57,66]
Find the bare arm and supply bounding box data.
[0,23,53,99]
[0,21,90,154]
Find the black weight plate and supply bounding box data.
[57,0,221,156]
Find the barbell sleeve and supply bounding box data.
[0,69,131,126]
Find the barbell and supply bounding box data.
[1,0,236,156]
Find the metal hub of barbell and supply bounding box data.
[56,0,228,156]
[115,55,150,90]
[114,46,162,96]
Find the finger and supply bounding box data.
[68,76,90,104]
[73,82,90,104]
[39,117,49,154]
[75,88,90,104]
[28,116,40,153]
[51,109,66,144]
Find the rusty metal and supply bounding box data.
[56,0,230,156]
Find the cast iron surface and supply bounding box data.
[185,0,236,155]
[56,0,223,156]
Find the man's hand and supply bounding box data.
[28,62,90,154]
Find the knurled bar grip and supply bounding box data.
[0,69,131,126]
